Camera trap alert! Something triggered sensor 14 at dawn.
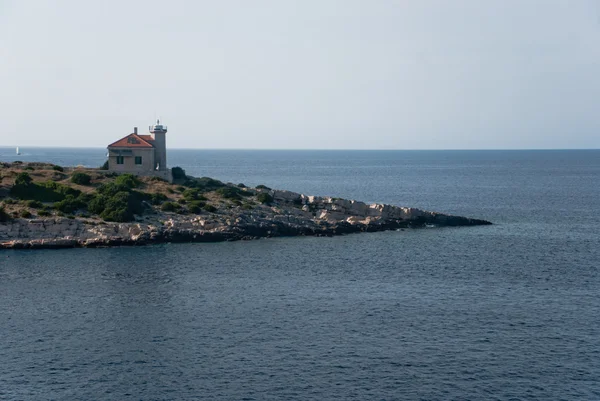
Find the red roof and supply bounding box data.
[108,134,155,148]
[138,135,155,143]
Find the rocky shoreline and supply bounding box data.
[0,189,491,250]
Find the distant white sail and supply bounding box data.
[16,147,20,155]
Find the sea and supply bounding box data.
[1,148,599,400]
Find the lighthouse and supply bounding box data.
[106,118,173,182]
[150,119,168,171]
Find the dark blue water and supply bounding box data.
[1,148,599,400]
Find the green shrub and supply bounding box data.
[188,200,206,208]
[0,206,10,222]
[171,166,186,180]
[215,186,242,200]
[99,191,140,222]
[88,195,108,215]
[96,182,131,197]
[86,186,149,222]
[3,198,17,205]
[161,201,179,212]
[54,195,85,213]
[203,204,217,213]
[238,183,246,188]
[114,174,140,189]
[149,192,168,205]
[241,203,254,210]
[99,160,109,170]
[15,172,32,186]
[38,209,51,217]
[100,208,132,222]
[71,172,92,185]
[187,200,206,214]
[24,166,34,171]
[20,209,32,218]
[188,204,202,214]
[77,193,95,204]
[184,177,225,191]
[25,200,43,208]
[52,165,64,172]
[41,181,80,197]
[182,188,208,201]
[257,193,274,204]
[176,186,186,193]
[256,184,271,190]
[10,178,80,202]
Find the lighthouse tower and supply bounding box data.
[150,119,167,171]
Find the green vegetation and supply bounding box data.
[88,195,107,215]
[25,200,44,209]
[149,192,168,205]
[257,193,274,205]
[215,186,241,200]
[15,172,32,186]
[256,184,271,190]
[71,172,92,185]
[161,201,179,212]
[100,160,109,170]
[54,195,86,214]
[99,190,148,222]
[10,173,81,202]
[187,200,206,214]
[184,177,226,191]
[1,165,268,223]
[215,186,251,200]
[203,204,217,213]
[182,188,208,201]
[114,174,140,189]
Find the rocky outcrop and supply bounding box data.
[0,189,491,249]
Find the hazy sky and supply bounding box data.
[1,0,599,149]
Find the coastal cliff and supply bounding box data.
[0,163,491,249]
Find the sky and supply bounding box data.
[1,0,599,149]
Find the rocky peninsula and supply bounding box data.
[0,162,491,249]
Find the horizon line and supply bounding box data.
[0,146,599,152]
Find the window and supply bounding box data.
[135,156,143,165]
[116,156,124,165]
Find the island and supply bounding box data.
[0,162,491,249]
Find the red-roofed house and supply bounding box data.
[106,120,172,182]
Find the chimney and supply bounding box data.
[134,127,138,134]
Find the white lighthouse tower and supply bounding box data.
[150,119,168,171]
